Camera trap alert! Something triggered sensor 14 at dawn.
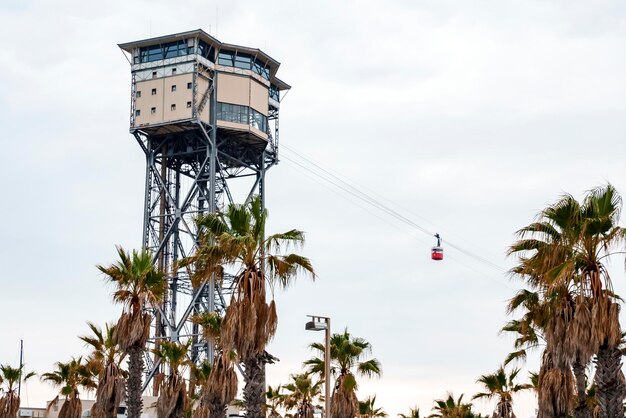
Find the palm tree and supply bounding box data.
[429,393,477,418]
[283,373,322,418]
[266,385,285,418]
[306,329,382,418]
[501,289,547,366]
[503,285,578,418]
[79,322,126,418]
[41,358,96,418]
[191,312,237,418]
[358,395,387,418]
[0,364,35,418]
[575,186,626,418]
[153,341,189,418]
[472,366,532,418]
[509,196,584,418]
[189,361,211,415]
[509,185,626,418]
[188,195,315,418]
[97,246,166,418]
[398,407,420,418]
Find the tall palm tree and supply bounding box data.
[79,322,126,418]
[358,395,387,418]
[306,329,382,418]
[574,186,626,418]
[97,246,166,418]
[398,407,420,418]
[472,366,532,418]
[189,196,315,418]
[191,312,238,418]
[509,185,626,418]
[41,358,96,418]
[503,285,578,418]
[509,196,585,418]
[0,364,35,418]
[153,341,189,418]
[283,373,322,418]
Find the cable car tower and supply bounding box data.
[118,29,290,391]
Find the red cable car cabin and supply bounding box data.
[431,233,443,260]
[431,246,443,260]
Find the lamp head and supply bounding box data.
[305,320,327,331]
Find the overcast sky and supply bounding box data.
[2,0,626,416]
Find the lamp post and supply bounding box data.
[305,315,331,418]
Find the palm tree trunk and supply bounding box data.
[331,374,359,418]
[243,354,265,418]
[208,400,226,418]
[572,359,590,418]
[537,350,573,418]
[59,393,82,418]
[91,363,125,418]
[127,345,145,418]
[193,391,226,418]
[594,345,625,418]
[2,393,20,418]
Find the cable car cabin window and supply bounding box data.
[218,50,235,67]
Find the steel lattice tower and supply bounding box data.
[118,30,289,391]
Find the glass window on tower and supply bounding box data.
[198,40,215,62]
[234,53,252,70]
[218,50,235,66]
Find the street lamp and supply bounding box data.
[305,315,331,418]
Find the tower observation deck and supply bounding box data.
[118,29,289,391]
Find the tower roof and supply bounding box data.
[118,29,289,89]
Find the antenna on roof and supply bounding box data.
[216,7,219,37]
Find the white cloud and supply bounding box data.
[2,0,626,416]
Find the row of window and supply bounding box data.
[137,40,192,63]
[136,82,193,97]
[135,41,271,82]
[137,79,277,103]
[217,102,267,132]
[135,101,193,116]
[148,68,179,78]
[217,50,270,80]
[135,101,268,132]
